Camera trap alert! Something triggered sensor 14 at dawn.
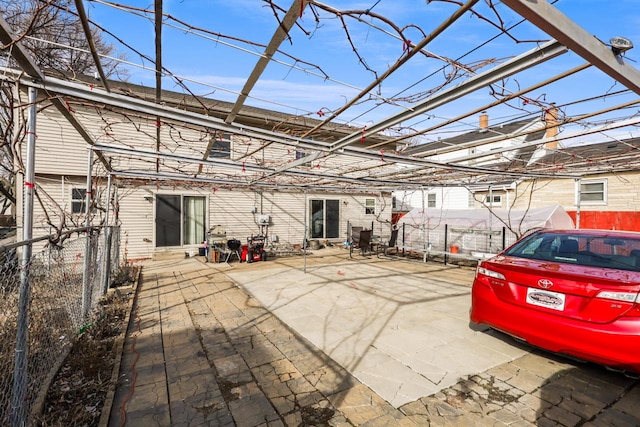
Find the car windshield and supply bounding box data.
[505,232,640,272]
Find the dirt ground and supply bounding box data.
[34,266,138,427]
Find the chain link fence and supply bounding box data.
[0,226,121,426]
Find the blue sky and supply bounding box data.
[84,0,640,145]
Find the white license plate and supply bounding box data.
[526,288,566,311]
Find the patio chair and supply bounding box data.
[350,229,373,258]
[349,226,363,247]
[377,228,399,258]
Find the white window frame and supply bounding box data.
[577,179,607,205]
[208,132,232,159]
[71,188,87,214]
[364,198,376,215]
[484,194,502,207]
[427,193,436,208]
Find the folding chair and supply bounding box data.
[349,226,363,248]
[377,228,399,258]
[350,229,373,258]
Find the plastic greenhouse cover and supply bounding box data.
[397,204,574,232]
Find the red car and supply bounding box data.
[470,229,640,374]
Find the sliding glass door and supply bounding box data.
[310,199,339,239]
[156,194,206,247]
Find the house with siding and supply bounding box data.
[397,109,640,234]
[506,138,640,232]
[396,110,554,211]
[13,78,395,260]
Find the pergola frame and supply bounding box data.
[2,0,640,192]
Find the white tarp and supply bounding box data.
[396,205,575,255]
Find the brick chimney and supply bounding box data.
[544,104,559,149]
[479,111,488,132]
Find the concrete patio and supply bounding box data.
[108,247,640,426]
[224,247,526,407]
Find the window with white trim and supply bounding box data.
[365,198,375,215]
[208,132,231,159]
[71,188,87,213]
[578,179,607,204]
[484,194,502,207]
[427,193,436,208]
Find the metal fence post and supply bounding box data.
[81,149,94,319]
[102,175,112,294]
[444,223,449,266]
[113,186,121,268]
[502,226,506,251]
[11,87,37,426]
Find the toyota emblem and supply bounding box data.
[538,279,554,289]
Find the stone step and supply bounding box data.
[151,250,187,261]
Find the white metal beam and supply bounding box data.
[329,40,567,151]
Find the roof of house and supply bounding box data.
[61,71,397,150]
[530,137,640,175]
[402,118,545,156]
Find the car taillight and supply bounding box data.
[596,291,640,317]
[596,291,639,303]
[476,266,505,280]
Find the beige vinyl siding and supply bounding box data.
[20,179,393,260]
[603,174,640,210]
[27,90,387,183]
[30,109,93,176]
[30,176,103,232]
[17,175,107,254]
[209,190,393,246]
[209,190,310,245]
[16,90,395,260]
[30,97,213,176]
[117,188,156,260]
[511,172,640,212]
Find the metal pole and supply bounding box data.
[488,185,493,252]
[575,178,581,229]
[421,187,426,252]
[502,226,506,251]
[102,174,112,294]
[444,224,449,266]
[113,186,120,266]
[81,149,94,319]
[402,223,406,256]
[113,185,121,266]
[11,86,37,426]
[303,190,307,273]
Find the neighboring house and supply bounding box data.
[396,109,640,234]
[13,78,395,260]
[396,110,554,211]
[507,138,640,232]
